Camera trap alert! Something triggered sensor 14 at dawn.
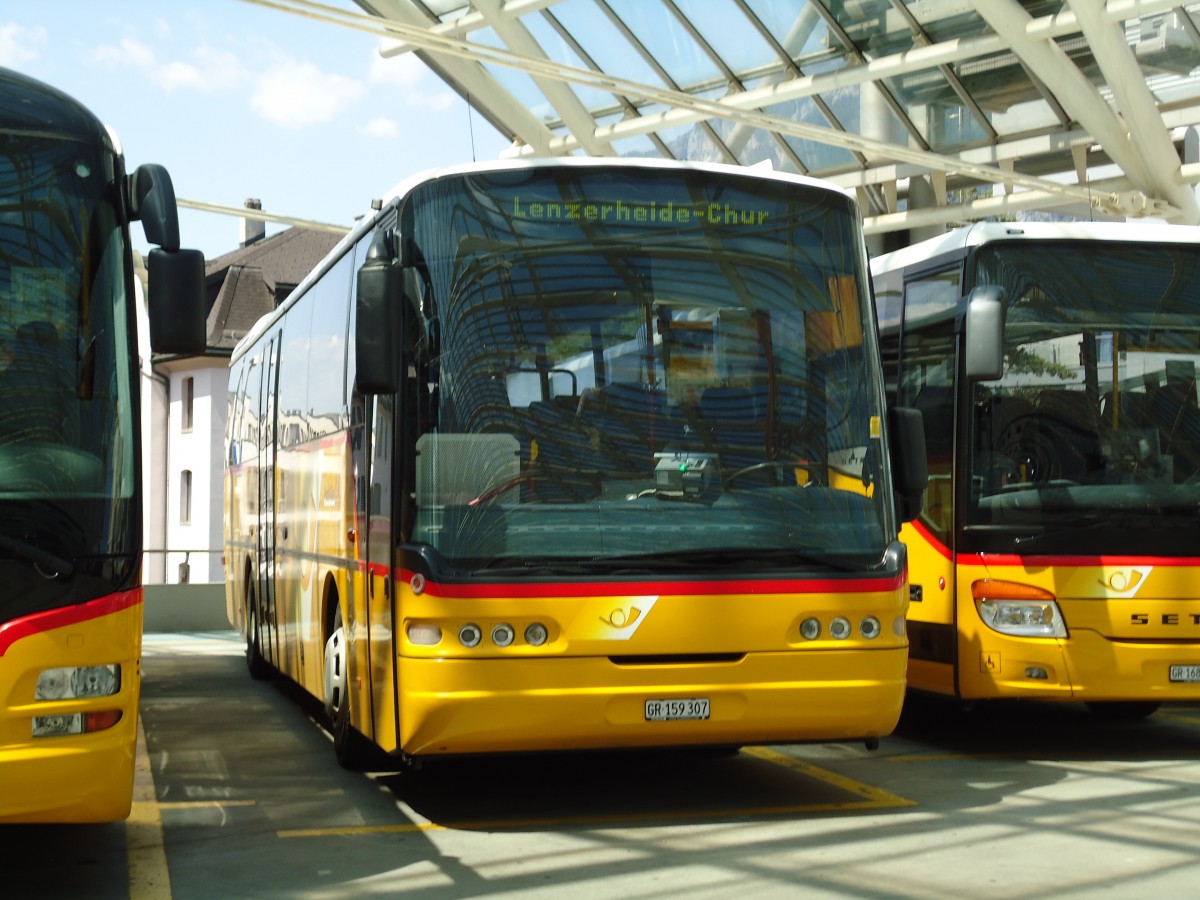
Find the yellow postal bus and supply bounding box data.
[0,67,204,822]
[224,158,926,768]
[872,222,1200,716]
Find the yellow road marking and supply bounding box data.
[156,800,258,810]
[1159,710,1200,726]
[127,716,172,900]
[743,746,917,808]
[278,748,915,837]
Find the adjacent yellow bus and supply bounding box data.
[0,66,204,822]
[872,222,1200,716]
[224,158,927,768]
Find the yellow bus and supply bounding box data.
[0,67,204,822]
[871,222,1200,717]
[224,158,927,768]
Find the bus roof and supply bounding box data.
[376,155,852,212]
[871,220,1200,276]
[232,156,860,360]
[0,66,114,152]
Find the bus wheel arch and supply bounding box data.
[322,585,377,769]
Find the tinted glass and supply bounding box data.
[965,240,1200,555]
[403,165,892,571]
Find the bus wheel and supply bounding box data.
[245,584,271,680]
[1085,701,1161,720]
[323,603,378,770]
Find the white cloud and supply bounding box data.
[362,116,398,138]
[368,52,424,89]
[0,23,46,68]
[89,33,244,94]
[156,60,208,91]
[251,61,365,129]
[90,35,156,71]
[157,45,244,92]
[368,51,458,110]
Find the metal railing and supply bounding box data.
[142,548,222,585]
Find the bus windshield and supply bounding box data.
[0,129,138,612]
[967,240,1200,551]
[403,167,890,571]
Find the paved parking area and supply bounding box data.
[3,632,1199,899]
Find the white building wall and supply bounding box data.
[136,270,163,584]
[161,360,229,584]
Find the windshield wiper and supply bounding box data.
[1009,517,1119,552]
[0,534,75,579]
[624,487,713,504]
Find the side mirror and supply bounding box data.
[129,163,181,251]
[963,285,1005,381]
[355,231,401,395]
[147,247,206,355]
[888,405,928,523]
[130,163,206,355]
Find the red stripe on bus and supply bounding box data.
[394,570,904,598]
[909,519,952,560]
[0,589,142,658]
[965,553,1200,568]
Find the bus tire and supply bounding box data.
[245,583,271,680]
[1085,701,1161,720]
[324,602,378,770]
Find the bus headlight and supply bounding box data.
[829,617,851,640]
[973,580,1066,638]
[458,623,483,648]
[860,616,881,639]
[36,664,120,700]
[799,617,821,640]
[491,623,515,647]
[977,598,1067,637]
[524,622,549,646]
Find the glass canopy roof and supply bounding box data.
[336,0,1200,242]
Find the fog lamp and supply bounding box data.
[406,623,442,646]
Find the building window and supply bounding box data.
[182,376,194,432]
[180,469,192,525]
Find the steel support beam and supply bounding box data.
[471,0,612,155]
[1068,0,1200,222]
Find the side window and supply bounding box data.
[278,293,314,449]
[899,268,960,538]
[182,376,194,432]
[180,469,192,525]
[308,252,357,437]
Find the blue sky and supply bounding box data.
[1,1,510,258]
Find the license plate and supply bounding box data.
[645,698,710,721]
[1169,665,1200,683]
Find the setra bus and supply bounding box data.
[871,221,1200,716]
[0,67,204,822]
[224,157,927,768]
